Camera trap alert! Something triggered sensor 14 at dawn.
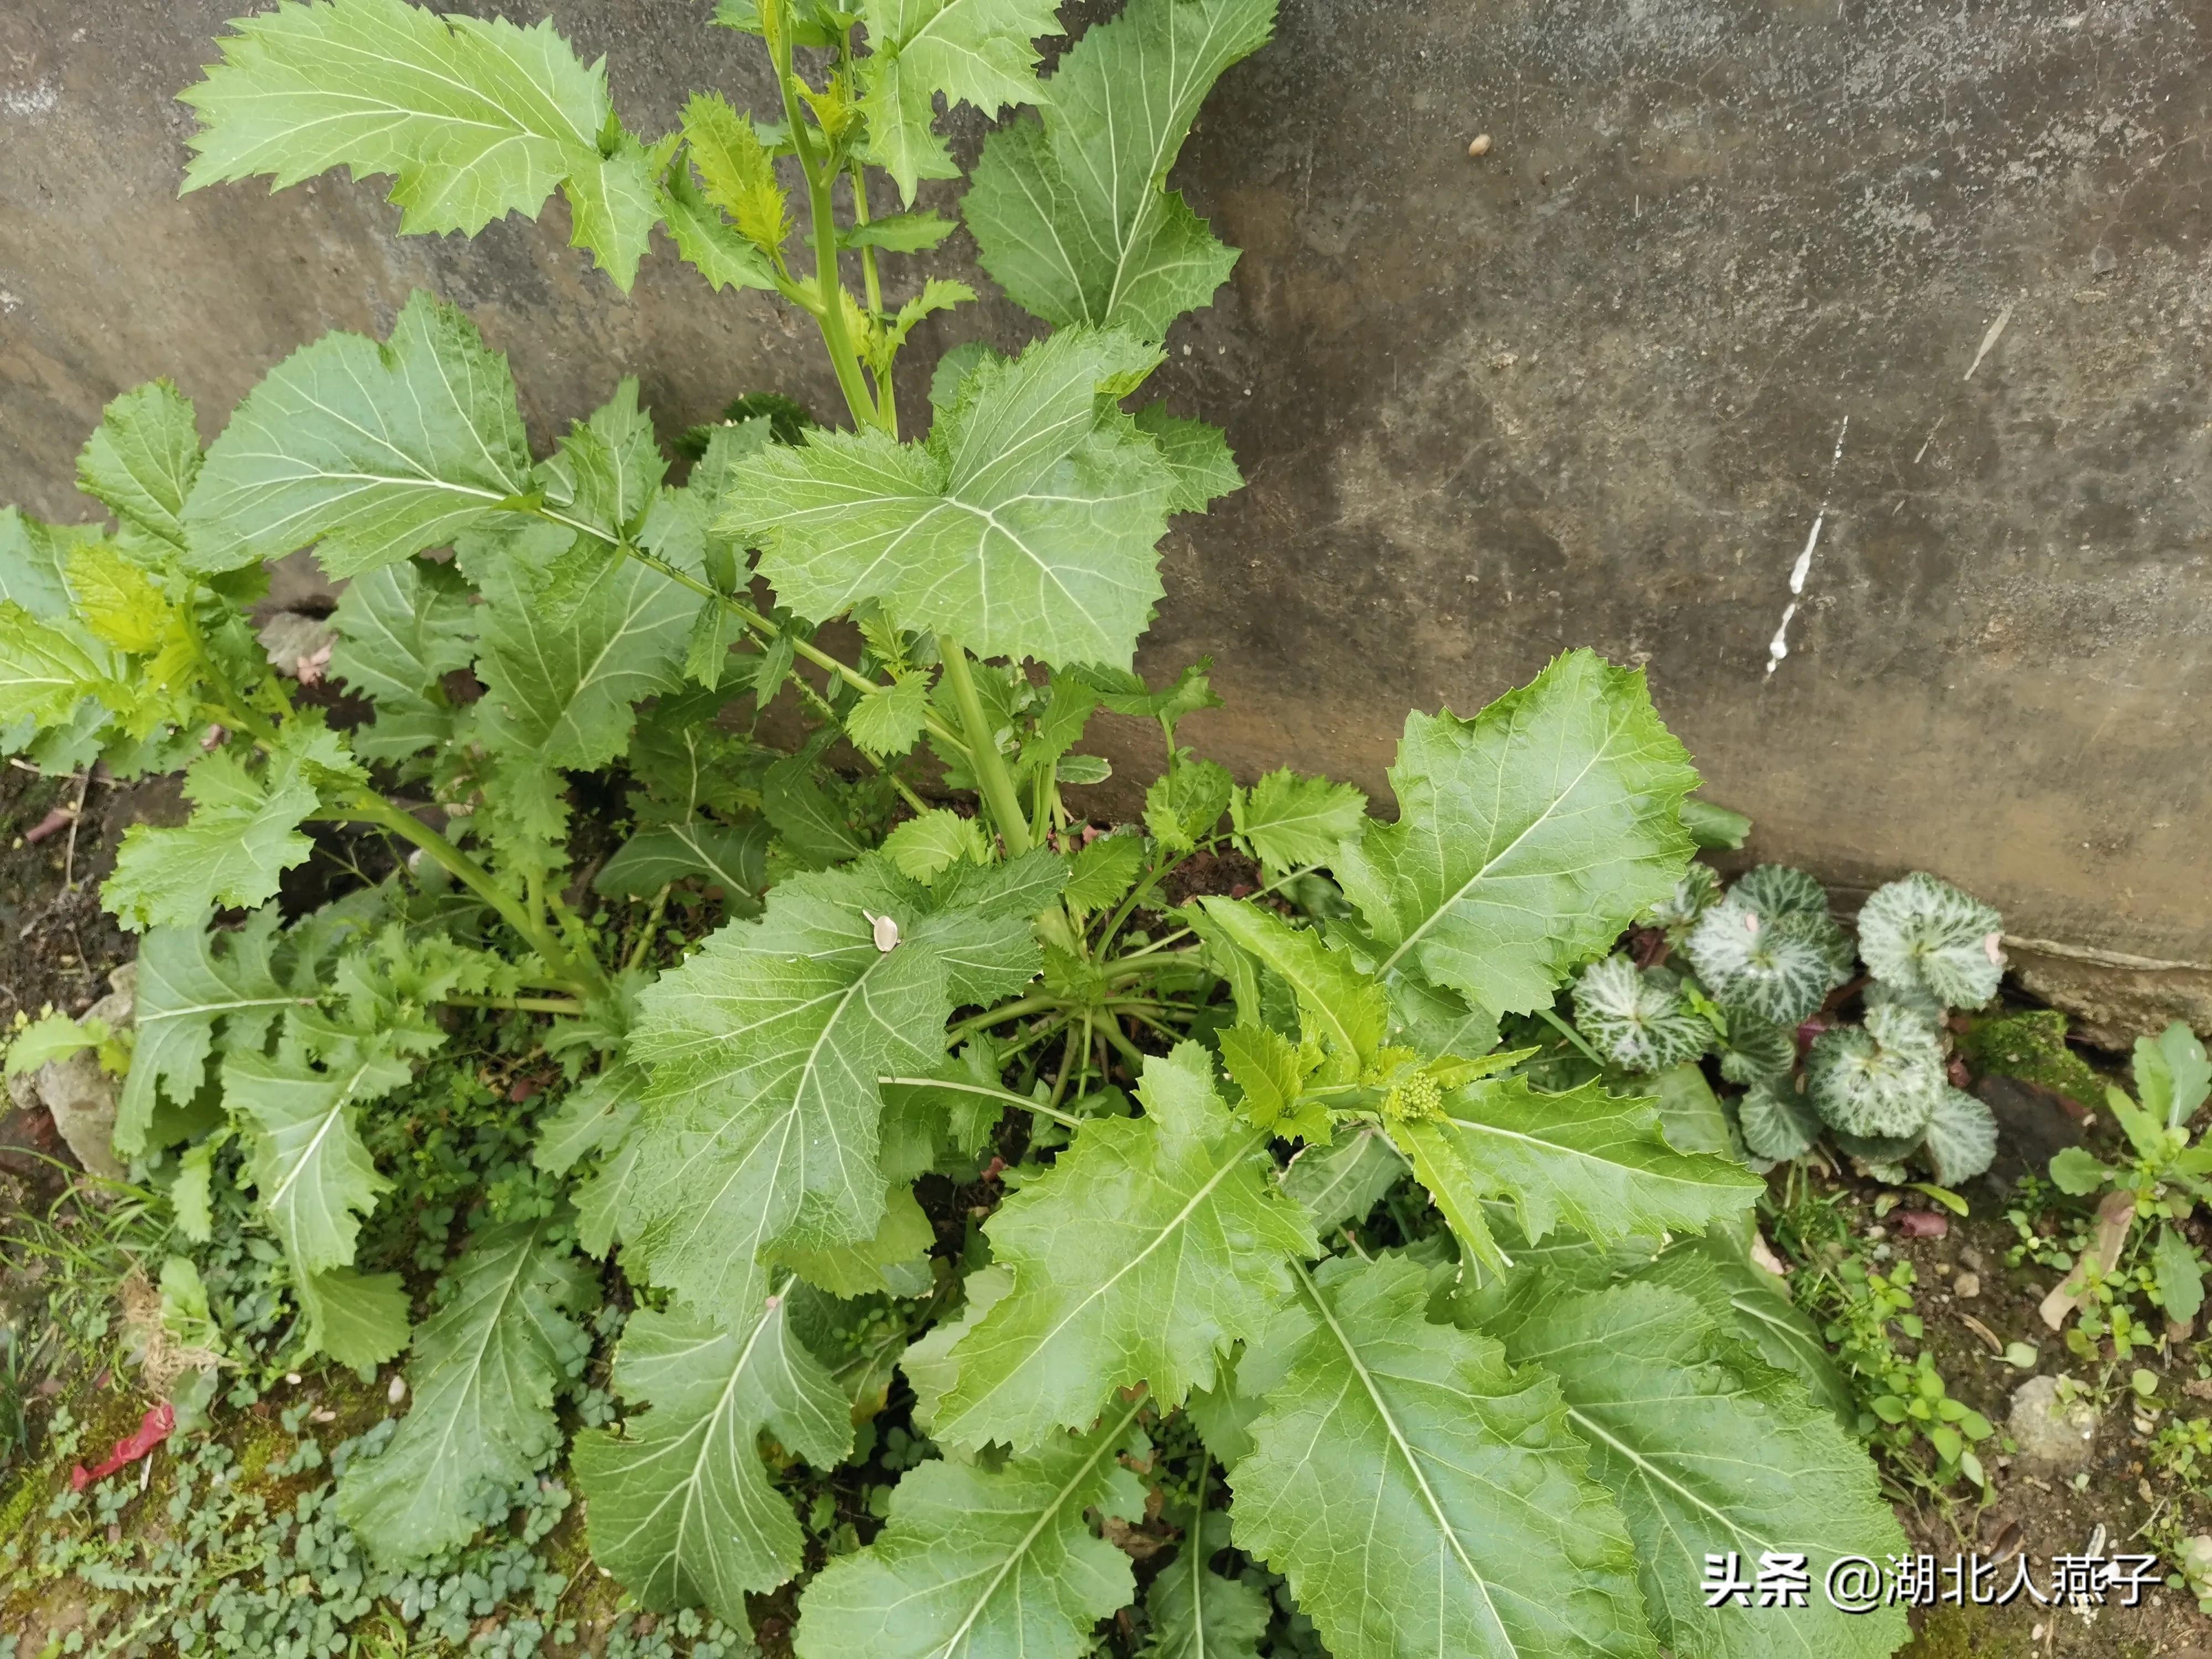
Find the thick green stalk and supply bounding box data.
[877,1074,1083,1131]
[946,993,1057,1043]
[442,994,590,1016]
[624,884,674,974]
[769,20,881,433]
[937,638,1033,855]
[344,792,608,997]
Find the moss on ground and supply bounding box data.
[1959,1008,2106,1107]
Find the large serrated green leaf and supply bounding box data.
[1397,1074,1760,1275]
[1635,1239,1855,1427]
[1229,766,1365,875]
[76,380,203,560]
[1196,898,1385,1071]
[116,914,296,1156]
[327,556,479,761]
[181,0,655,288]
[1130,405,1244,515]
[1337,650,1699,1018]
[1281,1124,1407,1232]
[965,0,1276,340]
[1142,1507,1268,1659]
[1228,1254,1652,1659]
[459,494,702,771]
[573,1292,851,1626]
[793,1401,1147,1659]
[922,1044,1313,1452]
[338,1218,593,1566]
[858,0,1061,204]
[182,291,533,577]
[299,1265,413,1368]
[103,742,331,933]
[0,508,82,618]
[229,1027,411,1284]
[1501,1280,1908,1659]
[622,859,1035,1323]
[725,327,1175,669]
[0,601,118,729]
[594,820,769,908]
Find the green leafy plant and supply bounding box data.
[0,0,1918,1652]
[1767,1184,1995,1495]
[2041,1022,2212,1338]
[1573,861,2006,1191]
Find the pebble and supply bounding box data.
[2008,1376,2099,1470]
[1467,134,1493,156]
[387,1375,406,1405]
[1954,1271,1982,1299]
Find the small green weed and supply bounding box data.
[1771,1183,1994,1495]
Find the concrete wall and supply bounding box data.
[3,0,2207,995]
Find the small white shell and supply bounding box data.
[864,910,900,952]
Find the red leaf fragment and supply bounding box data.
[69,1403,175,1491]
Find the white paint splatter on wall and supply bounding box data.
[1765,418,1849,677]
[2,79,60,119]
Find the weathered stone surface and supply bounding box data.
[3,0,2207,981]
[28,964,135,1182]
[2006,1374,2099,1470]
[2007,938,2212,1048]
[1974,1074,2086,1193]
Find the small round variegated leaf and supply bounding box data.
[1738,1077,1822,1162]
[1732,864,1832,926]
[1856,871,2004,1010]
[1831,1126,1926,1165]
[1570,955,1715,1074]
[1726,867,1858,979]
[1683,896,1851,1028]
[1918,1087,1999,1186]
[1863,977,1944,1024]
[1718,1015,1797,1084]
[1807,1004,1946,1139]
[1636,862,1719,932]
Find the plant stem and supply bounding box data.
[1099,1016,1151,1074]
[1044,1027,1081,1112]
[879,1074,1084,1131]
[1120,1008,1185,1042]
[624,885,673,974]
[1097,848,1190,956]
[342,793,608,997]
[946,993,1057,1044]
[441,994,590,1016]
[1536,1006,1608,1071]
[769,23,881,433]
[1100,947,1203,982]
[879,1075,1040,1110]
[835,30,888,343]
[995,1016,1071,1066]
[614,537,972,760]
[937,638,1032,855]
